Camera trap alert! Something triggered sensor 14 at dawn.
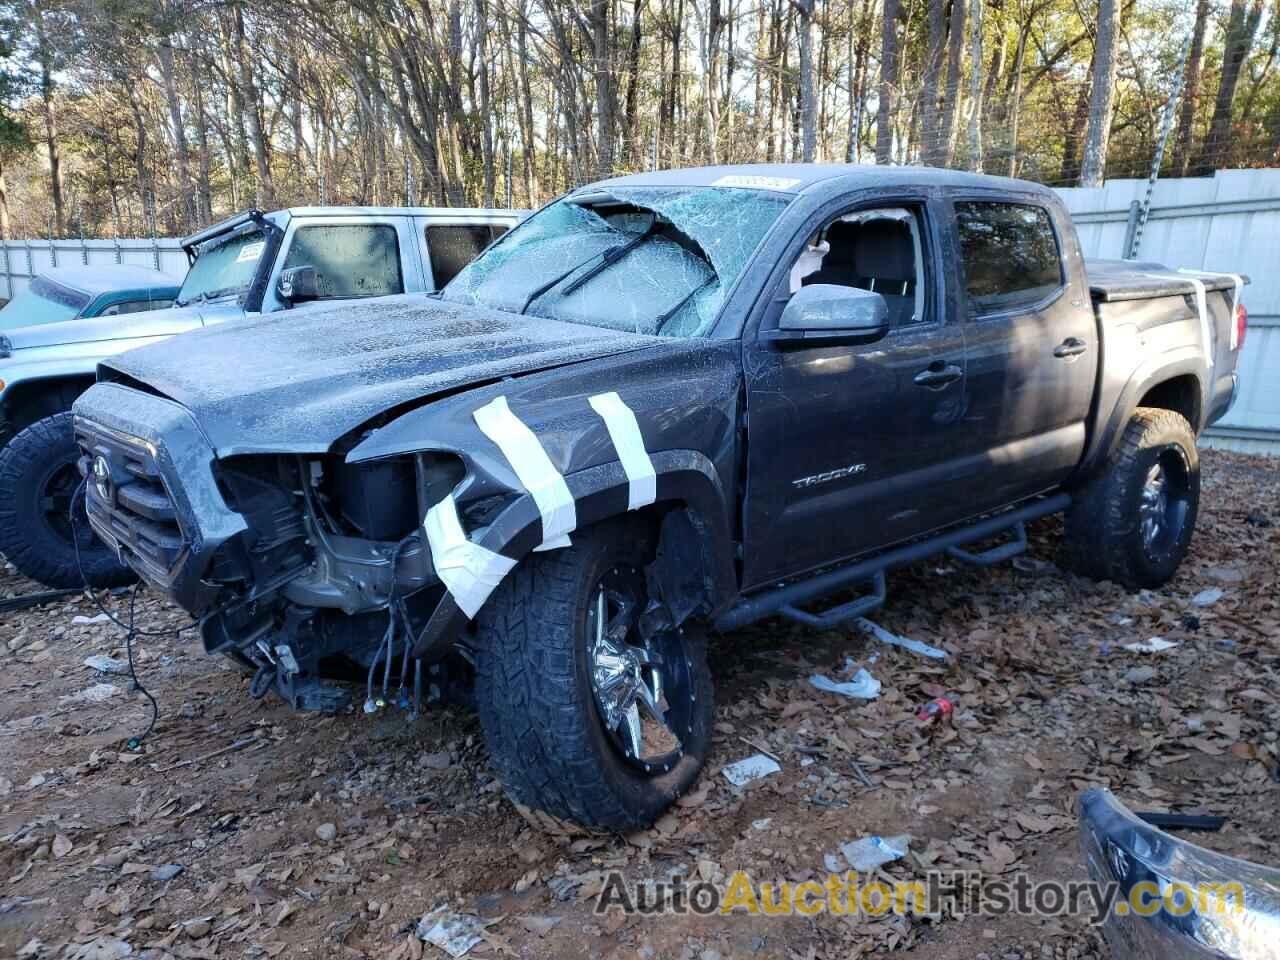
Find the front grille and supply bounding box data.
[76,419,186,582]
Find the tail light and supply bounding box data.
[1235,302,1248,350]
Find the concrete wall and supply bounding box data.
[1056,169,1280,454]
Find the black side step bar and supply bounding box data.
[947,521,1027,567]
[714,494,1070,633]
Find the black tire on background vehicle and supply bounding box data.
[0,411,135,588]
[474,519,713,832]
[1062,406,1200,589]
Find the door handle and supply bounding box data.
[1054,337,1088,358]
[913,362,963,388]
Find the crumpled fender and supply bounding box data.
[345,338,744,655]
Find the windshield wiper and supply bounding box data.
[557,221,660,298]
[653,274,716,334]
[519,217,660,315]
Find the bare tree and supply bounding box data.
[1170,0,1211,177]
[1079,0,1120,187]
[1190,0,1266,175]
[876,0,901,164]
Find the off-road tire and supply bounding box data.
[473,521,713,832]
[0,411,135,588]
[1063,407,1199,589]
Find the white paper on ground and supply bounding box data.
[422,494,517,619]
[855,618,947,659]
[416,906,486,958]
[473,395,576,551]
[1123,637,1180,653]
[839,834,911,871]
[809,667,881,700]
[588,392,657,510]
[722,754,781,787]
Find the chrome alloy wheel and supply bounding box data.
[1137,447,1191,557]
[1139,462,1169,549]
[586,566,690,771]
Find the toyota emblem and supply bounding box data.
[92,455,113,502]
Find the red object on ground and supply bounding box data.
[916,696,954,725]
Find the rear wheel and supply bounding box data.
[473,521,712,831]
[1063,407,1199,589]
[0,411,135,588]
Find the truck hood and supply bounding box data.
[4,299,241,351]
[98,294,665,457]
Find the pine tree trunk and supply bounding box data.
[937,0,968,166]
[1079,0,1120,187]
[1190,0,1265,176]
[1171,0,1211,177]
[876,0,901,164]
[966,0,984,171]
[796,0,816,162]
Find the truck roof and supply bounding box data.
[39,264,178,296]
[594,163,1057,198]
[283,206,524,219]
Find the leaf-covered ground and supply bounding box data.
[1,449,1276,960]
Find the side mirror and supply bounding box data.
[278,265,321,304]
[769,283,890,345]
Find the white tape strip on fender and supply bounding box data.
[589,392,657,510]
[422,494,516,619]
[1146,271,1212,374]
[1181,268,1244,349]
[473,395,576,551]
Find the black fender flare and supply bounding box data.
[1078,347,1207,480]
[411,449,739,659]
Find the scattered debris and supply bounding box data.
[65,938,133,960]
[838,834,911,871]
[1123,637,1180,654]
[721,754,781,787]
[315,823,337,842]
[1192,587,1224,607]
[416,906,488,958]
[84,654,130,675]
[72,613,112,626]
[1124,666,1158,685]
[915,697,954,727]
[854,618,947,659]
[517,915,562,937]
[58,682,120,704]
[151,863,184,882]
[809,665,881,700]
[51,834,73,859]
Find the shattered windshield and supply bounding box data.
[442,186,791,337]
[177,229,266,305]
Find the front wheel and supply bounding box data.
[1063,407,1200,589]
[0,411,135,588]
[473,521,713,831]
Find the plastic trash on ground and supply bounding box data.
[855,618,947,659]
[839,834,911,871]
[416,906,487,958]
[1123,637,1180,653]
[722,754,781,787]
[84,655,129,675]
[809,666,881,700]
[1192,587,1224,607]
[72,613,111,626]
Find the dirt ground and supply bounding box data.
[1,448,1277,960]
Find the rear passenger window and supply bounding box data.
[283,224,404,299]
[954,202,1062,314]
[427,224,508,289]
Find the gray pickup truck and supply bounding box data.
[72,165,1247,830]
[0,205,520,587]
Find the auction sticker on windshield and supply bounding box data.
[236,240,265,263]
[710,174,802,191]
